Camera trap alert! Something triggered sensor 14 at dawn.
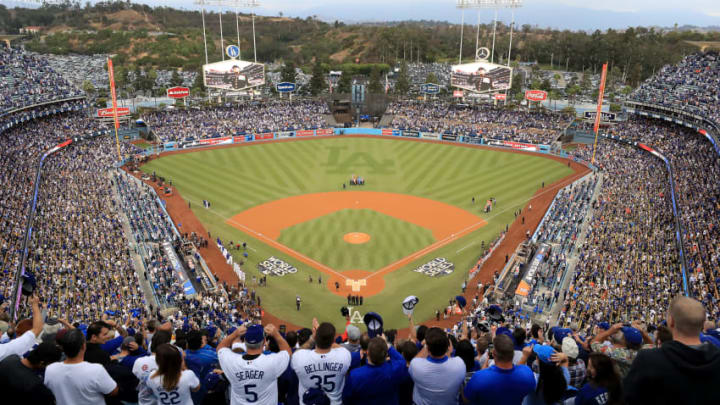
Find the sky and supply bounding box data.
[5,0,720,30]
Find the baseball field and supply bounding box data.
[140,136,574,330]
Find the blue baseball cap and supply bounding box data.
[621,327,643,346]
[496,327,513,341]
[598,322,610,331]
[533,344,556,364]
[363,312,384,338]
[244,324,265,345]
[303,387,330,405]
[455,296,467,309]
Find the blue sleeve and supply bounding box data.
[342,369,355,404]
[101,336,124,354]
[388,346,403,362]
[350,351,360,370]
[561,366,571,386]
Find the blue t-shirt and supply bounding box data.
[574,383,608,405]
[463,365,536,405]
[342,346,408,405]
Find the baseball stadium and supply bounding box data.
[0,0,719,404]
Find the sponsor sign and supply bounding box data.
[442,134,458,141]
[494,93,507,101]
[503,140,538,152]
[203,59,265,91]
[254,132,274,140]
[413,258,455,277]
[258,256,297,276]
[276,82,297,93]
[381,128,401,136]
[316,128,334,136]
[583,111,616,121]
[402,130,420,138]
[451,61,512,93]
[97,107,130,118]
[421,83,440,94]
[198,136,232,146]
[167,87,190,99]
[421,132,440,140]
[233,136,247,143]
[296,130,314,137]
[453,90,464,98]
[525,90,547,102]
[277,131,294,138]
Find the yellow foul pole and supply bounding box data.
[107,57,122,162]
[590,62,608,165]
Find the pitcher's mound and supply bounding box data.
[343,232,370,244]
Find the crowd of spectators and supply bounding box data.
[563,140,682,328]
[601,117,720,321]
[0,46,84,114]
[387,101,571,144]
[145,100,330,142]
[630,52,720,125]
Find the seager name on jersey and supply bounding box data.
[303,362,345,374]
[235,370,265,382]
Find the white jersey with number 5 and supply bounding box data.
[291,347,351,405]
[218,347,290,405]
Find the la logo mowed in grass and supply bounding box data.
[322,146,395,174]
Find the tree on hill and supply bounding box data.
[309,61,326,96]
[394,63,410,95]
[337,70,352,94]
[281,62,297,84]
[170,70,184,87]
[191,72,205,95]
[367,66,383,94]
[426,72,438,84]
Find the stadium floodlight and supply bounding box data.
[194,0,261,64]
[455,0,523,64]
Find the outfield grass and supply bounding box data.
[141,137,572,329]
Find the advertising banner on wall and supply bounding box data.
[442,134,458,141]
[451,61,512,93]
[494,93,507,101]
[254,132,274,140]
[381,128,401,136]
[402,130,420,138]
[316,128,334,136]
[203,59,265,91]
[277,131,294,138]
[198,137,232,146]
[421,133,440,139]
[296,130,314,137]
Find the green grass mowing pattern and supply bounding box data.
[141,137,573,329]
[277,209,435,271]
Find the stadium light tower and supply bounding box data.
[456,0,522,65]
[194,0,261,64]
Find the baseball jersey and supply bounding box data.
[132,355,158,405]
[218,347,290,405]
[146,370,200,405]
[291,347,351,405]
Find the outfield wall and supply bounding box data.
[154,127,579,165]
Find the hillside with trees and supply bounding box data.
[2,1,719,85]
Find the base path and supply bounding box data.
[226,191,487,297]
